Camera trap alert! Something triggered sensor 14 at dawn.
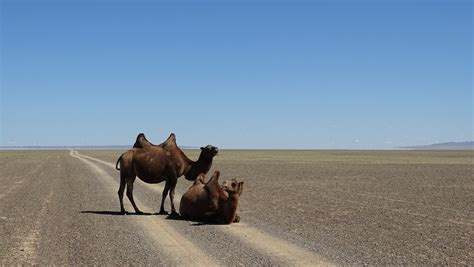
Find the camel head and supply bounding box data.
[220,178,244,224]
[199,145,219,158]
[221,179,244,196]
[184,146,219,181]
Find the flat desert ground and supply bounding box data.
[1,149,472,265]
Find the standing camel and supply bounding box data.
[115,133,218,215]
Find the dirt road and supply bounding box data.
[1,149,472,265]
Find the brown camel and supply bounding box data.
[115,133,218,215]
[179,170,244,224]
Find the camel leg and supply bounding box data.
[168,178,179,216]
[126,180,143,214]
[118,174,126,214]
[158,182,171,215]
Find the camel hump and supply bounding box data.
[162,133,177,147]
[204,170,220,186]
[205,171,227,199]
[133,133,154,149]
[193,173,206,186]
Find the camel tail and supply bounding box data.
[116,154,124,170]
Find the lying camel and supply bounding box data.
[116,133,218,215]
[179,170,244,224]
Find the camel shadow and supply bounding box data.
[81,210,153,216]
[164,214,222,226]
[80,210,224,225]
[164,214,187,221]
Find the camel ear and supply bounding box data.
[238,182,244,195]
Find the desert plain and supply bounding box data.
[1,149,472,265]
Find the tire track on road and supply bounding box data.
[74,150,332,266]
[1,155,57,265]
[0,156,50,201]
[17,190,54,264]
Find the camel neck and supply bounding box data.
[184,155,213,181]
[197,152,213,162]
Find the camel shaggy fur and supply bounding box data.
[179,171,244,224]
[115,133,218,215]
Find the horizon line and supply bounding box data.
[0,145,473,151]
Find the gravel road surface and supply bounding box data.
[1,149,472,265]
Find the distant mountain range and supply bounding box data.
[400,141,474,150]
[0,145,129,150]
[0,145,198,150]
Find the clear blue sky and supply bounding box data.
[1,0,472,149]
